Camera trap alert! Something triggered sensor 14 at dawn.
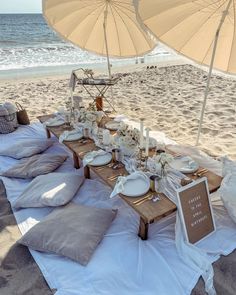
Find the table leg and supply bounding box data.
[73,152,80,169]
[138,217,149,240]
[84,166,90,179]
[46,129,51,138]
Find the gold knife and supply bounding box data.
[133,193,153,205]
[197,169,208,177]
[108,174,123,181]
[193,168,207,176]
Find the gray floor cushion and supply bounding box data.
[18,203,117,265]
[1,154,67,179]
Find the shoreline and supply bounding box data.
[0,54,182,81]
[0,59,235,160]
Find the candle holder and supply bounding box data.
[139,117,145,149]
[137,146,148,171]
[143,156,148,171]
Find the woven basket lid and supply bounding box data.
[4,102,17,114]
[0,105,8,116]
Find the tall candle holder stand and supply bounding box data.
[138,146,148,171]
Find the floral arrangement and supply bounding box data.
[116,122,140,147]
[153,152,173,176]
[79,108,103,127]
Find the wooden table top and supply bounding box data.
[37,114,222,224]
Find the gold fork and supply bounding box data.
[197,169,208,177]
[133,193,153,205]
[96,163,113,171]
[107,174,123,181]
[79,149,95,157]
[193,168,208,176]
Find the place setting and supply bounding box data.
[83,149,112,167]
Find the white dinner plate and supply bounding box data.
[122,176,150,197]
[105,121,122,131]
[46,119,65,127]
[85,152,112,167]
[169,156,199,173]
[64,132,83,142]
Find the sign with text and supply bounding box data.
[177,178,215,244]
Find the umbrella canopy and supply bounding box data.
[137,0,235,144]
[43,0,155,59]
[137,0,236,74]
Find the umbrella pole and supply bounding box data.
[196,0,233,145]
[103,9,112,79]
[103,5,116,112]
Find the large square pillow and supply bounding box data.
[0,139,53,159]
[1,154,67,179]
[13,173,85,209]
[219,157,236,223]
[18,203,117,265]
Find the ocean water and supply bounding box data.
[0,14,175,78]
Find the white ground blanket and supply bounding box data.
[1,123,236,295]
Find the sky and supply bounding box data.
[0,0,42,13]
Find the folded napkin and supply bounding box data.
[59,129,82,143]
[43,117,64,128]
[122,157,138,174]
[83,149,108,167]
[110,171,148,198]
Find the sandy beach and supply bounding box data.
[0,60,236,160]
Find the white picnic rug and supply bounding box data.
[0,122,236,295]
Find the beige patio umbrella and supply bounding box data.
[43,0,156,79]
[137,0,235,144]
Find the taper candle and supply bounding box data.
[145,127,150,157]
[140,118,144,148]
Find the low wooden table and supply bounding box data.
[37,114,222,240]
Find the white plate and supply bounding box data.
[46,119,65,127]
[169,156,199,173]
[105,121,121,131]
[122,176,150,197]
[85,152,112,167]
[64,132,83,142]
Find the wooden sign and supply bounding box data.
[177,178,215,244]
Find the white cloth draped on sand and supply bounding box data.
[110,171,148,198]
[160,173,216,295]
[1,123,236,295]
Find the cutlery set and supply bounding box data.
[193,168,208,177]
[95,163,113,171]
[133,193,160,206]
[107,174,124,181]
[95,162,124,171]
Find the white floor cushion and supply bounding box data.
[13,173,85,209]
[219,157,236,223]
[0,139,54,159]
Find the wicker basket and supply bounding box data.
[0,105,17,134]
[16,102,30,125]
[4,102,18,128]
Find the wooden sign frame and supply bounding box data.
[176,177,216,244]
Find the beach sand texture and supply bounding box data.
[0,63,235,159]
